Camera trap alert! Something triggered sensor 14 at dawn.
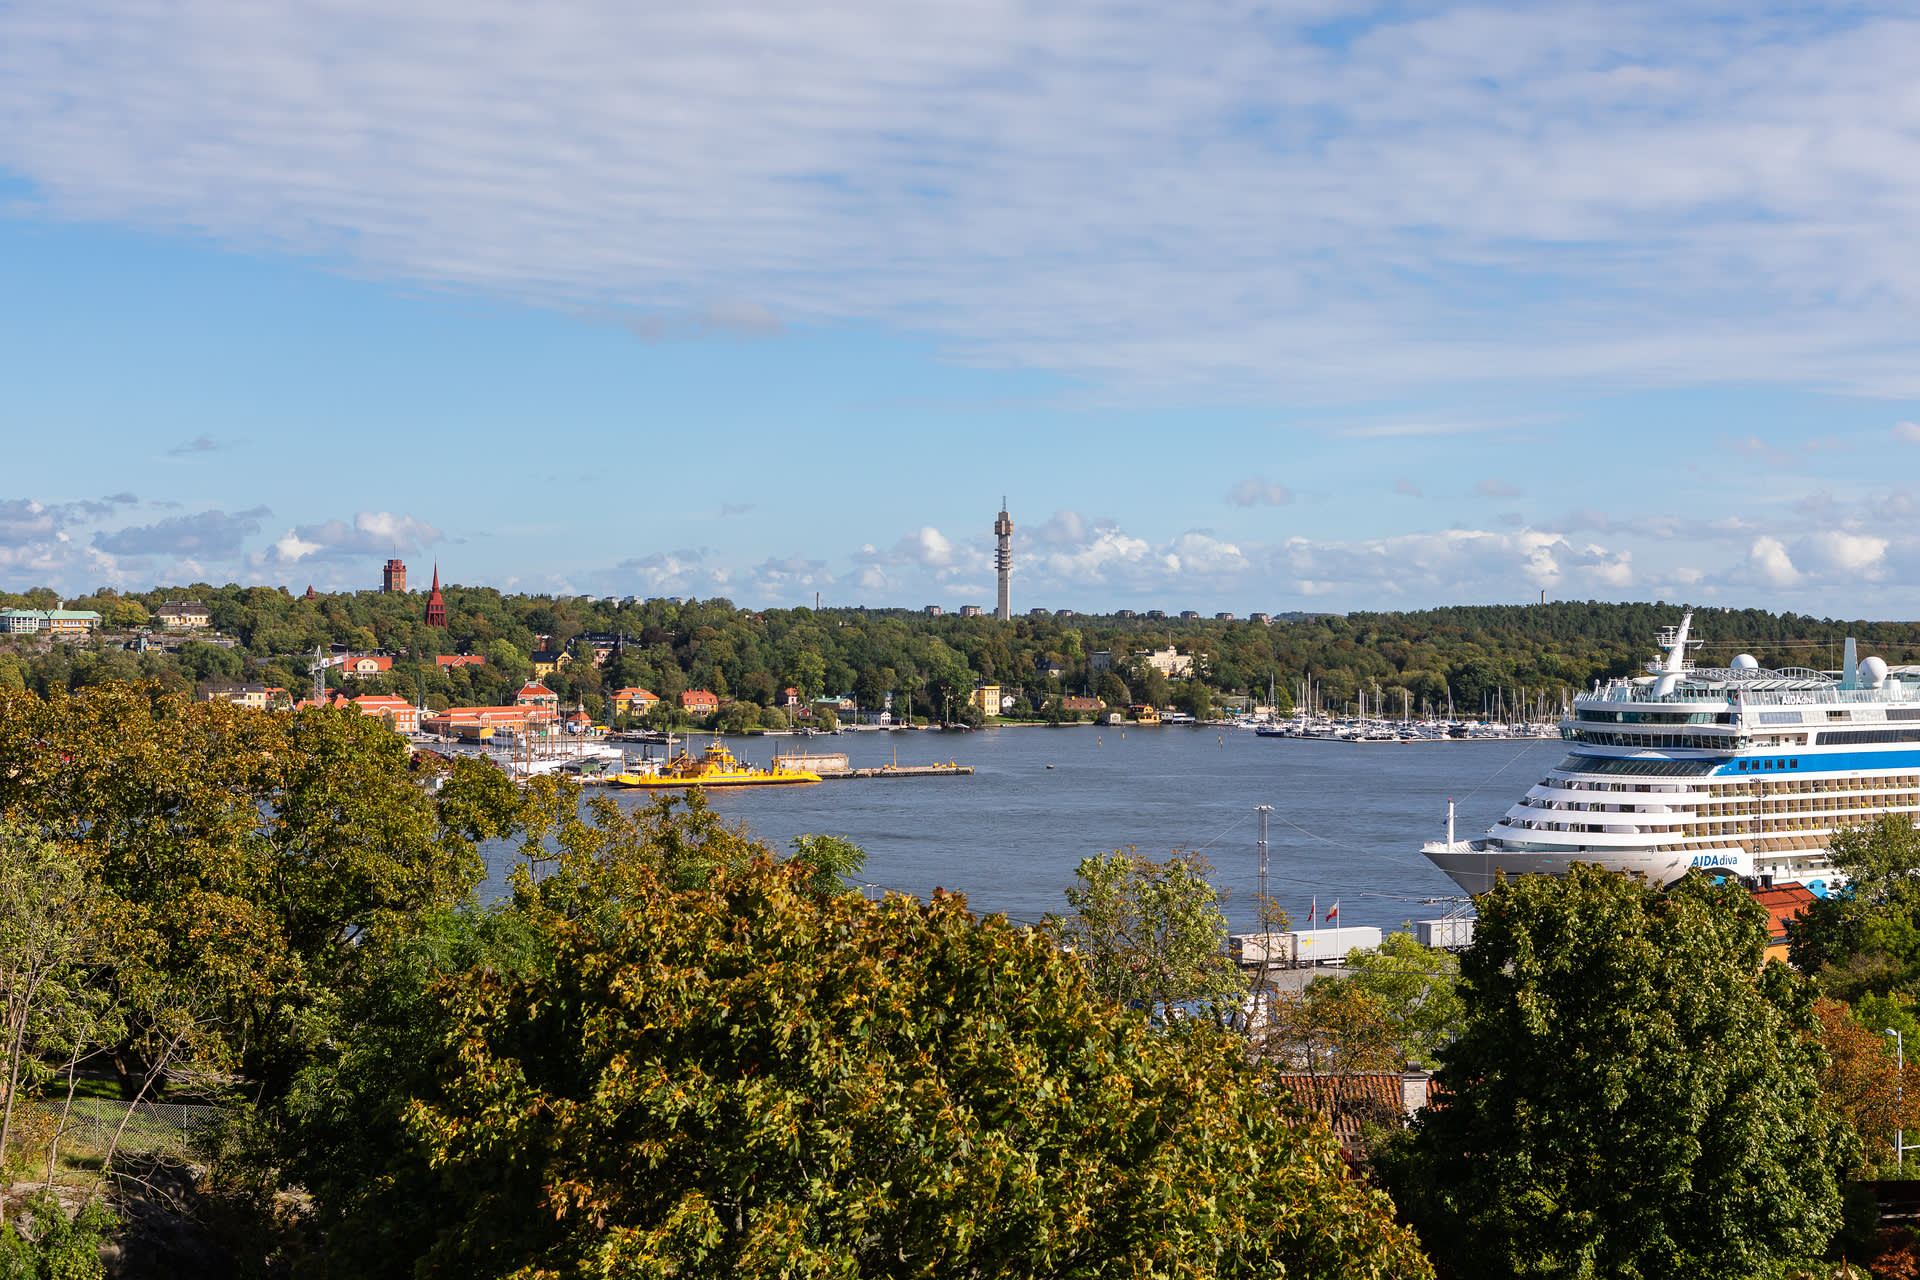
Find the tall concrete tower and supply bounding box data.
[994,499,1013,620]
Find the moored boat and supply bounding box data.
[609,738,821,788]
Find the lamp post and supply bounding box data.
[1888,1028,1907,1174]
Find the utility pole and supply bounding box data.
[1254,804,1272,908]
[1890,1028,1909,1173]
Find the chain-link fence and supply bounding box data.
[29,1098,221,1158]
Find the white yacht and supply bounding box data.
[1424,611,1920,895]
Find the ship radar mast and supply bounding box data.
[1652,610,1696,697]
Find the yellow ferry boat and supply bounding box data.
[609,738,821,789]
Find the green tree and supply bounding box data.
[1320,930,1462,1069]
[1096,671,1130,708]
[1173,679,1212,720]
[1376,866,1847,1279]
[1790,814,1920,999]
[1048,850,1245,1017]
[786,834,867,897]
[392,849,1429,1279]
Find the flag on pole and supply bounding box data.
[1308,896,1317,928]
[1326,899,1340,924]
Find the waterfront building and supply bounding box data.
[681,689,719,716]
[612,687,658,715]
[352,694,421,733]
[1058,695,1103,714]
[971,683,1002,717]
[516,681,562,718]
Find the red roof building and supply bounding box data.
[681,689,719,714]
[436,654,485,669]
[515,682,560,719]
[613,687,657,714]
[342,654,393,677]
[425,564,447,628]
[1751,881,1816,966]
[351,694,421,733]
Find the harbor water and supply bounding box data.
[479,726,1568,933]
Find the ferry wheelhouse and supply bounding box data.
[1423,612,1920,895]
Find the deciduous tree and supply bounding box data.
[1049,849,1245,1017]
[1376,866,1847,1280]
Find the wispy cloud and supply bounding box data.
[1475,479,1523,499]
[11,3,1920,399]
[1224,477,1294,507]
[165,434,235,457]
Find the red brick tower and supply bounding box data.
[382,558,407,593]
[425,565,447,628]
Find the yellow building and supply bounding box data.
[971,683,1002,717]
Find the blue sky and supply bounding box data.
[6,0,1920,616]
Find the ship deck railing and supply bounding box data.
[1580,684,1914,707]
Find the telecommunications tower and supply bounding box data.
[994,498,1013,620]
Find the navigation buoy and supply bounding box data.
[1046,764,1055,769]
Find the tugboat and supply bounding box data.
[609,737,821,788]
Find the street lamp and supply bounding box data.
[1888,1028,1907,1174]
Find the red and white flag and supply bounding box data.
[1307,896,1317,928]
[1326,899,1340,924]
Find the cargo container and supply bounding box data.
[1415,918,1476,949]
[1229,933,1295,967]
[1290,926,1382,963]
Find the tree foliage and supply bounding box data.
[385,848,1428,1279]
[1048,850,1245,1017]
[1377,866,1847,1280]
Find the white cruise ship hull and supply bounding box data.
[1423,839,1692,896]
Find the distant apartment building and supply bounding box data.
[155,601,211,630]
[923,605,943,617]
[1215,612,1234,621]
[1055,609,1076,618]
[1248,613,1272,626]
[1028,607,1050,618]
[1145,609,1166,620]
[383,558,407,593]
[1115,609,1136,619]
[1179,610,1200,620]
[959,605,984,617]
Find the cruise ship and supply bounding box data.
[1423,612,1920,896]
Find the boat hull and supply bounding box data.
[1422,841,1692,895]
[612,771,821,788]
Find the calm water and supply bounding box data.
[478,726,1568,933]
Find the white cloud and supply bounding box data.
[11,3,1920,399]
[1895,422,1920,444]
[1741,536,1801,589]
[259,511,443,569]
[1798,530,1888,578]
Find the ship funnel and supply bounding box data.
[1843,637,1859,689]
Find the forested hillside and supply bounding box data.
[4,583,1916,722]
